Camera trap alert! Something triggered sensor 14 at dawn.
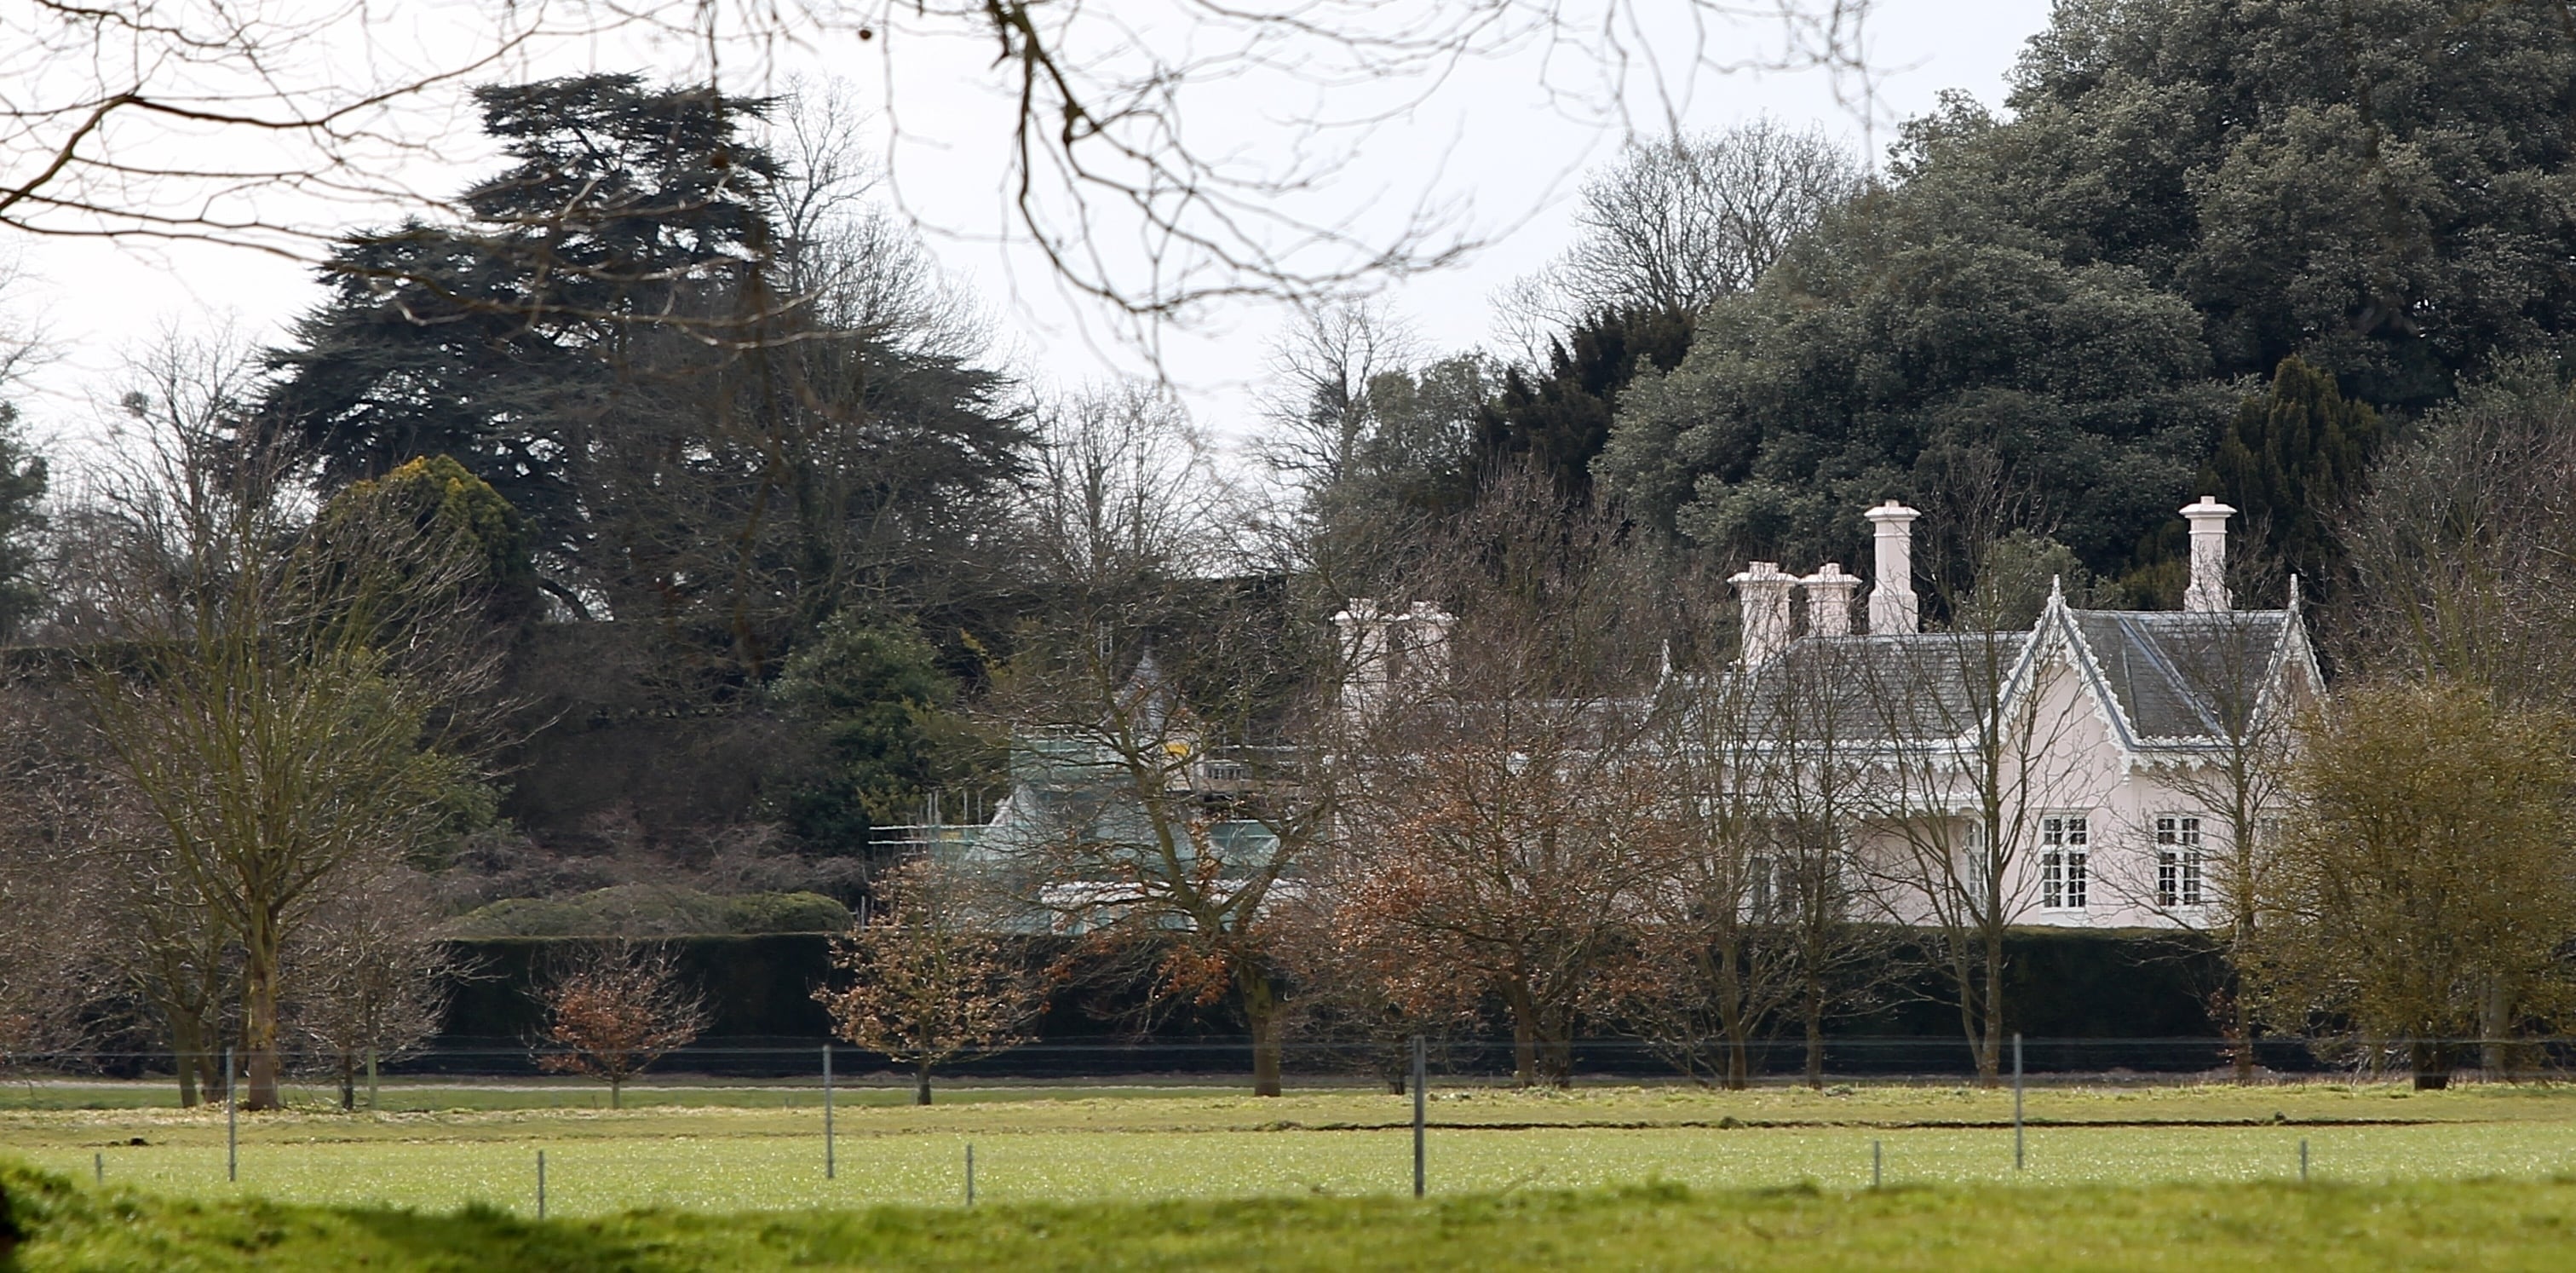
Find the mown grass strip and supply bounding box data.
[9,1162,2576,1271]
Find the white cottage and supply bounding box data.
[1729,498,2320,931]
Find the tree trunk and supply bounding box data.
[2411,1039,2453,1091]
[171,1018,204,1109]
[1717,943,1749,1092]
[1538,1004,1575,1089]
[241,924,284,1111]
[1977,929,2007,1086]
[1505,983,1538,1087]
[915,1063,934,1106]
[611,1076,624,1110]
[1803,984,1826,1090]
[2481,980,2509,1080]
[1239,966,1284,1097]
[339,1063,356,1112]
[2232,985,2256,1086]
[1541,1033,1574,1088]
[2229,909,2257,1085]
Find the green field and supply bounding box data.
[6,1080,2576,1218]
[9,1166,2576,1270]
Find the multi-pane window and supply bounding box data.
[2156,815,2205,907]
[2040,814,2089,909]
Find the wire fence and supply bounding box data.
[8,1037,2576,1215]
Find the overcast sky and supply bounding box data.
[4,0,2055,466]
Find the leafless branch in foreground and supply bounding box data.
[5,1,1880,336]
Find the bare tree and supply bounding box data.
[1271,886,1474,1092]
[1757,631,1903,1087]
[1251,303,1488,607]
[532,942,710,1109]
[2323,370,2576,1077]
[767,79,991,360]
[1256,302,1425,494]
[101,800,239,1106]
[0,676,112,1069]
[2095,607,2313,1083]
[1616,576,1894,1088]
[1498,119,1862,354]
[75,332,503,1110]
[1619,656,1801,1089]
[2334,371,2576,709]
[1024,382,1245,591]
[285,866,463,1110]
[814,859,1042,1105]
[990,378,1325,1096]
[988,601,1328,1097]
[1328,467,1663,1086]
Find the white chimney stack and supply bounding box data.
[1730,562,1797,666]
[1865,501,1922,634]
[1404,599,1454,683]
[2181,495,2236,613]
[1801,562,1861,637]
[1334,598,1389,715]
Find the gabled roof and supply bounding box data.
[1737,584,2317,753]
[2061,608,2295,743]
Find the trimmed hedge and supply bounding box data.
[448,887,850,938]
[444,934,839,1045]
[441,927,2224,1055]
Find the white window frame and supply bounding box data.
[2156,814,2205,908]
[2040,813,2089,910]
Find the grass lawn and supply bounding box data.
[5,1081,2576,1216]
[9,1165,2576,1270]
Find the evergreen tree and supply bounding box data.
[769,616,980,855]
[264,75,1028,684]
[1477,307,1692,503]
[0,403,47,643]
[2202,356,2381,590]
[1601,0,2576,577]
[267,75,783,556]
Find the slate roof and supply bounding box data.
[2065,608,2295,742]
[1735,592,2315,752]
[1738,631,2035,741]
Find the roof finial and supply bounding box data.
[2049,573,2065,604]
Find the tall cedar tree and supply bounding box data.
[266,76,781,557]
[263,76,1026,679]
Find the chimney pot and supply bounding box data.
[2181,496,2236,613]
[1801,562,1862,637]
[1864,501,1922,633]
[1729,562,1797,666]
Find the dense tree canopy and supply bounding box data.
[2004,0,2576,412]
[1598,176,2230,584]
[2203,355,2382,590]
[1599,0,2576,589]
